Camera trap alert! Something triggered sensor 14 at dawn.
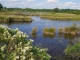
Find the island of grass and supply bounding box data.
[58,23,80,35]
[43,27,56,35]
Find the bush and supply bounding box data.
[64,41,80,58]
[7,17,13,22]
[0,25,51,60]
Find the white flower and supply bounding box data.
[30,52,33,55]
[1,45,7,51]
[30,58,34,60]
[20,42,22,45]
[24,46,29,50]
[20,56,26,60]
[15,56,19,59]
[29,39,34,42]
[15,28,19,31]
[21,49,26,53]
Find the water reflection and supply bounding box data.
[31,34,37,38]
[43,33,55,38]
[64,34,78,40]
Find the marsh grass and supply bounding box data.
[64,24,80,35]
[0,15,32,22]
[59,27,64,33]
[31,27,38,35]
[43,27,56,35]
[41,13,80,20]
[58,24,80,35]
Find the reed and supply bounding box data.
[43,27,56,35]
[64,24,80,35]
[58,24,80,35]
[58,27,64,33]
[31,27,37,35]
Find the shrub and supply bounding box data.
[0,25,51,60]
[7,17,13,22]
[64,42,80,58]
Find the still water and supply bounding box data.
[1,16,80,60]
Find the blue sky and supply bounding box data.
[0,0,80,9]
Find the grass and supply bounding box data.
[43,27,56,35]
[0,11,33,22]
[0,15,32,22]
[40,13,80,21]
[31,27,37,35]
[58,23,80,35]
[1,11,80,21]
[58,27,64,33]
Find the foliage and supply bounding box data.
[0,3,3,10]
[64,42,80,58]
[53,8,59,12]
[0,25,51,60]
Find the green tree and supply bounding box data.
[53,8,59,12]
[0,3,3,10]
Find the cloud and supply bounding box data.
[47,0,59,2]
[9,0,17,1]
[27,0,34,2]
[64,2,76,6]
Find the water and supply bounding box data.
[1,16,80,60]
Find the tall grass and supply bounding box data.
[31,27,37,35]
[43,27,56,35]
[58,23,80,35]
[41,13,80,20]
[0,15,32,22]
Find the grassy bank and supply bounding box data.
[0,15,32,22]
[40,13,80,21]
[0,11,33,22]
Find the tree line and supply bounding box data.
[0,3,80,14]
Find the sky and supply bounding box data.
[0,0,80,9]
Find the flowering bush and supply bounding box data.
[0,25,51,60]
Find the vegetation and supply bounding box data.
[64,24,80,35]
[43,27,56,35]
[0,15,32,22]
[0,3,80,21]
[0,3,3,10]
[64,42,80,58]
[31,27,37,35]
[0,25,51,60]
[58,27,64,33]
[41,13,80,20]
[58,24,80,35]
